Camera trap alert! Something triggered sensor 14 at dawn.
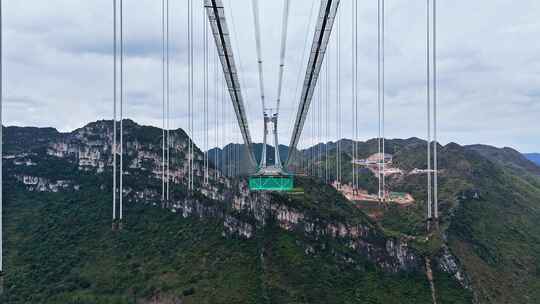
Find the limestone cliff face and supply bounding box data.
[437,245,471,290]
[170,182,423,273]
[46,120,207,179]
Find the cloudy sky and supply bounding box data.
[2,0,540,152]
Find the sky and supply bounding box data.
[2,0,540,153]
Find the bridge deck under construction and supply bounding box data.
[249,167,294,191]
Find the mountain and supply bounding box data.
[262,137,540,303]
[466,144,540,175]
[294,139,540,303]
[524,153,540,166]
[2,125,62,153]
[1,120,539,303]
[1,120,470,303]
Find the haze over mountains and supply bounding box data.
[1,120,539,303]
[524,153,540,166]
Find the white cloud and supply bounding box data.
[2,0,540,152]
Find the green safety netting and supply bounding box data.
[248,175,294,191]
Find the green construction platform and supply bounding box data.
[249,175,294,191]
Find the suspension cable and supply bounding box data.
[166,0,170,201]
[433,0,438,220]
[319,70,323,179]
[352,0,358,191]
[187,0,191,188]
[161,0,166,201]
[1,0,4,274]
[192,0,196,189]
[426,0,432,219]
[310,100,314,176]
[221,65,226,176]
[251,0,266,114]
[336,6,341,186]
[239,135,241,175]
[325,54,329,183]
[224,106,227,177]
[204,5,209,185]
[250,0,268,169]
[119,0,124,221]
[272,0,291,169]
[275,0,290,116]
[351,0,354,189]
[287,1,317,164]
[214,50,219,178]
[356,0,360,191]
[112,0,117,222]
[228,93,232,177]
[226,103,230,177]
[303,135,307,175]
[306,122,309,175]
[233,127,240,177]
[377,0,382,200]
[308,110,310,176]
[382,0,386,202]
[188,0,194,191]
[230,112,233,177]
[235,134,238,176]
[313,96,316,177]
[318,65,321,179]
[226,4,255,160]
[229,99,233,177]
[252,0,291,170]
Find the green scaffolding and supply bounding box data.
[249,175,294,191]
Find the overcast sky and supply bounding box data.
[2,1,540,152]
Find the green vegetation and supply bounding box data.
[2,126,62,154]
[248,175,294,191]
[295,138,540,303]
[380,141,540,303]
[5,122,539,303]
[448,166,540,303]
[273,177,375,227]
[1,178,472,303]
[2,182,261,303]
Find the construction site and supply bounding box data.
[331,152,438,219]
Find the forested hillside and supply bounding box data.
[2,121,539,303]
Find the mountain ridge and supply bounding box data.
[2,119,539,303]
